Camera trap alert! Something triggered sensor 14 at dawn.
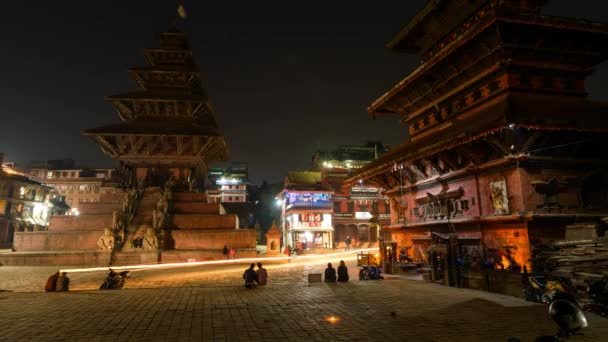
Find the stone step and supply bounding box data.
[99,192,125,203]
[171,202,222,215]
[13,230,103,252]
[131,215,153,225]
[112,252,157,266]
[172,192,207,202]
[48,215,113,232]
[169,214,238,229]
[78,203,122,215]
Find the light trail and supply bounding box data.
[59,248,378,273]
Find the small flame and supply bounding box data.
[499,255,511,269]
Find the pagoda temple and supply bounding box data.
[347,0,608,286]
[0,27,257,267]
[84,29,227,189]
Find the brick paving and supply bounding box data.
[0,257,607,341]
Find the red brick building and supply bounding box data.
[347,0,608,281]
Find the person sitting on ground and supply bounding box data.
[337,260,349,282]
[257,262,268,285]
[56,272,70,292]
[243,263,257,289]
[324,263,337,282]
[45,271,60,292]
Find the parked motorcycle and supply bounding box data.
[523,273,588,340]
[582,277,608,317]
[359,265,384,281]
[99,269,130,290]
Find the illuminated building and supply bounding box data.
[0,154,67,248]
[28,159,114,211]
[277,172,334,252]
[346,0,608,285]
[312,142,389,171]
[314,143,391,248]
[206,162,248,203]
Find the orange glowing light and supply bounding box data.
[60,248,378,274]
[325,315,340,324]
[499,255,511,269]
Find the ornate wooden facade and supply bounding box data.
[347,0,608,280]
[84,30,227,185]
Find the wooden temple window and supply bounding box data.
[488,80,500,92]
[423,116,430,127]
[413,121,420,131]
[472,89,482,101]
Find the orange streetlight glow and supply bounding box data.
[325,315,340,324]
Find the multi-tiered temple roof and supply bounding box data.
[349,0,608,185]
[84,29,227,168]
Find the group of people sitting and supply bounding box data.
[45,272,70,292]
[324,260,349,282]
[242,262,268,289]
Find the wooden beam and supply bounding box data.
[176,136,183,156]
[485,136,510,156]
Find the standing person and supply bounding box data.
[284,245,291,256]
[257,262,268,285]
[45,272,60,292]
[229,247,236,259]
[243,263,257,289]
[222,245,229,259]
[344,236,351,251]
[324,263,337,282]
[337,260,349,282]
[56,272,70,292]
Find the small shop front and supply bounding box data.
[291,228,333,251]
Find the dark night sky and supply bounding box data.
[1,1,607,183]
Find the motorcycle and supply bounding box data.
[523,273,588,340]
[582,277,608,317]
[358,265,384,281]
[99,269,130,290]
[522,275,547,303]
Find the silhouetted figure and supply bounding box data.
[45,272,60,292]
[56,272,70,292]
[337,260,349,282]
[257,263,268,285]
[324,263,337,282]
[243,263,257,289]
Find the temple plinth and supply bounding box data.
[84,30,227,188]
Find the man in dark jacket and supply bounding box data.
[324,263,337,282]
[243,263,257,289]
[56,272,70,292]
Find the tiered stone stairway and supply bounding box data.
[130,188,162,226]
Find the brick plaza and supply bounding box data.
[0,257,606,341]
